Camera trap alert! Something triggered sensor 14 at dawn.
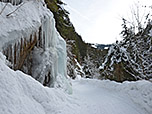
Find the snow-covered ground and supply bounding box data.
[71,79,152,114]
[0,52,152,114]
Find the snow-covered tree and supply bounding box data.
[100,4,152,81]
[82,54,100,79]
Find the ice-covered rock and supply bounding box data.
[0,0,71,92]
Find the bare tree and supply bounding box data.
[121,2,152,37]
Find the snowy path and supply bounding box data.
[64,79,149,114]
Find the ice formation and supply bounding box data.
[0,0,71,92]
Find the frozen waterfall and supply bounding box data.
[0,0,72,93]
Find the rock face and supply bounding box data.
[0,0,70,91]
[100,23,152,82]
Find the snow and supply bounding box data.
[149,28,152,36]
[74,58,85,79]
[71,79,151,114]
[91,44,97,49]
[0,52,152,114]
[0,52,73,114]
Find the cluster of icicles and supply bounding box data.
[0,0,24,5]
[2,26,44,70]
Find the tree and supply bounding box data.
[100,3,152,81]
[120,2,152,38]
[82,54,100,79]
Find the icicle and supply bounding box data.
[42,17,46,49]
[42,15,54,49]
[15,0,16,5]
[44,17,49,49]
[11,0,13,5]
[16,42,20,70]
[13,43,17,69]
[11,44,14,68]
[40,27,44,49]
[7,44,13,68]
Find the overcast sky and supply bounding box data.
[62,0,152,44]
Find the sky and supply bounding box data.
[62,0,152,44]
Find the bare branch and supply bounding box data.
[6,2,25,17]
[0,2,8,15]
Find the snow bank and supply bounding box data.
[76,79,152,114]
[0,51,151,114]
[0,52,74,114]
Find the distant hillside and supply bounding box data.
[96,44,111,50]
